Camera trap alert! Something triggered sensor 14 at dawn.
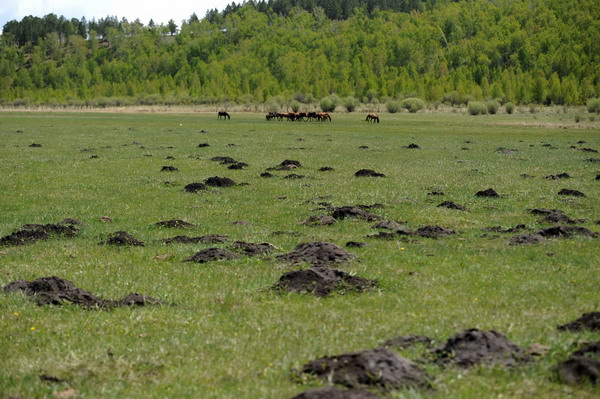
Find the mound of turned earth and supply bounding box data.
[232,241,278,256]
[404,143,421,149]
[432,329,529,368]
[354,169,386,177]
[372,220,408,231]
[529,208,564,216]
[318,166,335,171]
[484,224,527,233]
[539,211,582,224]
[2,276,162,308]
[381,335,436,350]
[303,215,337,226]
[197,143,210,147]
[545,173,571,179]
[161,235,228,244]
[346,241,367,248]
[184,182,208,193]
[204,176,236,187]
[475,188,500,198]
[274,266,376,297]
[268,159,302,171]
[414,225,456,238]
[29,143,42,147]
[301,348,429,390]
[155,220,196,228]
[495,147,518,154]
[210,156,237,164]
[557,312,600,332]
[437,201,467,211]
[260,172,274,178]
[228,163,247,170]
[557,341,600,385]
[558,188,585,197]
[291,388,380,399]
[509,233,546,245]
[276,242,355,266]
[183,248,238,263]
[161,166,178,172]
[100,231,144,246]
[536,225,597,238]
[0,223,79,246]
[330,206,381,221]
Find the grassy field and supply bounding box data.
[0,110,599,398]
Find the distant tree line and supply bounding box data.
[0,0,598,107]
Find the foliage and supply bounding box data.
[290,100,301,112]
[505,102,515,114]
[467,101,487,115]
[386,100,401,113]
[401,97,426,113]
[587,98,600,114]
[342,96,359,112]
[319,94,339,112]
[485,100,500,115]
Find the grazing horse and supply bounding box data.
[366,113,380,123]
[217,111,230,120]
[317,112,331,122]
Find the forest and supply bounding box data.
[0,0,599,108]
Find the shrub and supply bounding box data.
[587,98,600,114]
[292,92,314,104]
[386,100,401,113]
[290,100,301,112]
[319,95,339,112]
[574,114,581,123]
[342,96,359,112]
[467,101,487,115]
[485,100,500,114]
[505,102,515,114]
[401,97,426,113]
[442,91,469,106]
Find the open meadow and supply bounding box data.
[0,110,599,398]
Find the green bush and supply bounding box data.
[505,102,515,114]
[290,100,301,112]
[319,95,339,112]
[342,96,359,112]
[386,100,401,113]
[467,101,487,115]
[587,98,600,114]
[485,100,500,114]
[401,97,426,113]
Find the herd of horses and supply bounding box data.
[217,111,380,123]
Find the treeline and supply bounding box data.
[0,0,599,107]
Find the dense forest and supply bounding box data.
[0,0,599,108]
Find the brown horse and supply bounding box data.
[217,111,230,120]
[366,113,379,123]
[317,112,331,121]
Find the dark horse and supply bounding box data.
[217,111,230,120]
[366,113,380,123]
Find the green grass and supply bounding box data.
[1,110,599,398]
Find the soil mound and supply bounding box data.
[545,173,571,179]
[184,183,207,193]
[101,231,144,246]
[161,235,228,244]
[155,220,195,228]
[509,233,545,245]
[161,166,178,172]
[346,241,367,248]
[292,388,380,399]
[276,242,354,266]
[558,312,600,332]
[228,163,245,170]
[580,147,598,153]
[197,143,210,147]
[536,225,597,238]
[485,224,527,233]
[372,220,408,231]
[183,248,238,263]
[2,276,161,308]
[438,201,467,211]
[0,223,78,246]
[205,176,236,187]
[260,172,274,178]
[433,329,528,368]
[232,241,277,256]
[269,160,302,170]
[303,215,337,226]
[415,225,456,238]
[382,335,436,349]
[301,348,429,390]
[274,266,375,297]
[29,143,42,147]
[319,166,334,171]
[331,206,381,221]
[211,156,237,164]
[427,191,445,196]
[475,188,500,198]
[558,189,585,197]
[495,147,518,154]
[404,143,421,149]
[557,341,600,385]
[355,169,385,177]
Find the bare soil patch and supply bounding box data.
[161,234,228,244]
[557,341,600,385]
[205,176,236,187]
[184,183,208,193]
[355,169,385,177]
[331,206,381,221]
[277,242,355,266]
[274,266,376,297]
[155,220,196,228]
[232,241,278,256]
[475,188,500,198]
[100,231,144,246]
[183,248,238,263]
[438,201,467,211]
[1,223,78,246]
[557,312,600,332]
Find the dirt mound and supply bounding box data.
[520,174,535,178]
[232,241,277,256]
[580,147,598,153]
[260,172,274,178]
[331,206,381,221]
[545,173,571,179]
[586,158,600,163]
[557,341,600,385]
[161,166,178,172]
[276,242,354,266]
[29,143,42,147]
[228,163,246,170]
[536,225,597,238]
[539,211,581,224]
[205,176,236,187]
[372,221,407,231]
[495,147,518,154]
[303,215,337,226]
[183,248,238,263]
[161,234,228,244]
[346,241,367,248]
[509,233,545,245]
[433,329,528,368]
[184,183,207,193]
[438,201,467,211]
[558,189,585,197]
[404,143,421,149]
[155,220,195,228]
[301,347,429,390]
[101,231,144,246]
[274,266,375,297]
[0,223,78,246]
[2,276,162,308]
[558,312,600,332]
[415,225,456,238]
[382,335,436,349]
[292,388,380,399]
[485,224,527,233]
[211,156,237,164]
[269,160,302,171]
[475,188,500,198]
[319,166,334,171]
[197,143,210,147]
[427,191,445,196]
[355,169,385,177]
